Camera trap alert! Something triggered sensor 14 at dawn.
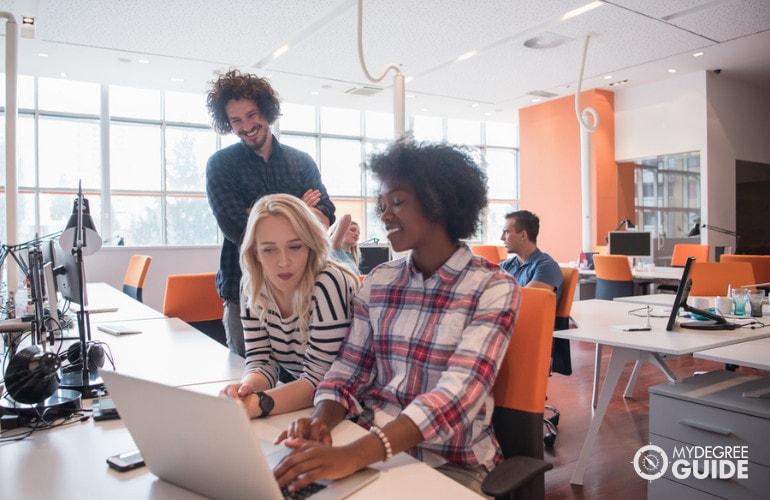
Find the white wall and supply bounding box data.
[85,246,220,311]
[614,70,770,257]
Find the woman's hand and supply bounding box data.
[273,440,362,493]
[274,417,333,446]
[219,382,255,399]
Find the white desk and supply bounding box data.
[67,282,167,323]
[571,265,683,281]
[694,337,770,371]
[614,293,770,315]
[0,383,482,500]
[1,286,481,499]
[555,299,770,485]
[94,317,244,387]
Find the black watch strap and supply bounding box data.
[255,391,274,418]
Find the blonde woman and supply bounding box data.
[220,194,358,419]
[329,214,361,276]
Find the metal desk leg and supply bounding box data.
[592,344,602,408]
[623,361,642,398]
[571,345,637,485]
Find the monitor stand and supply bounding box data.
[680,320,740,331]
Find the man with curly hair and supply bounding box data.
[274,138,521,496]
[205,69,335,356]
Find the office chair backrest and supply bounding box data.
[689,262,756,296]
[670,244,709,267]
[553,267,578,376]
[719,254,770,285]
[593,255,635,299]
[162,272,224,323]
[471,244,508,264]
[555,267,578,329]
[122,255,152,303]
[490,287,555,499]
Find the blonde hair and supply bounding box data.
[348,221,360,266]
[240,194,358,339]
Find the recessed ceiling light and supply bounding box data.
[668,69,677,73]
[138,59,150,64]
[471,103,479,108]
[37,53,48,58]
[170,77,185,82]
[406,94,415,99]
[456,50,477,62]
[272,45,289,60]
[603,75,613,80]
[532,98,542,103]
[60,72,67,78]
[608,79,628,86]
[310,91,319,95]
[693,52,704,57]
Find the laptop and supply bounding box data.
[99,370,379,500]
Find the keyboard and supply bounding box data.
[281,482,327,499]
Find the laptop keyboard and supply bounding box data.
[281,481,327,499]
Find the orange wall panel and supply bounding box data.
[519,89,616,262]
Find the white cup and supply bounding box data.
[691,297,709,310]
[715,296,732,315]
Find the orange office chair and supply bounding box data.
[481,287,555,500]
[162,272,226,346]
[122,255,152,303]
[658,244,709,293]
[720,254,770,288]
[688,262,756,296]
[593,255,635,299]
[471,244,508,264]
[670,243,709,266]
[543,266,578,447]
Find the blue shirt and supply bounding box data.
[500,248,563,304]
[206,136,335,299]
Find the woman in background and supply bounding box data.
[329,214,361,276]
[220,193,358,419]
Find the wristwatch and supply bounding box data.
[255,391,274,418]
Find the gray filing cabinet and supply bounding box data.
[648,370,770,499]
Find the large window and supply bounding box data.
[1,75,520,247]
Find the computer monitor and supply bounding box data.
[608,231,652,257]
[665,256,738,331]
[358,244,392,275]
[52,243,88,305]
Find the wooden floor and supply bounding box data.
[541,338,767,500]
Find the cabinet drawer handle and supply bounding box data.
[678,419,732,436]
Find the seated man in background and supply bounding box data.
[500,210,563,304]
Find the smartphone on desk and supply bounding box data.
[107,449,145,472]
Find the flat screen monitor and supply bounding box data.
[358,244,392,275]
[608,231,652,257]
[665,256,738,331]
[52,243,88,305]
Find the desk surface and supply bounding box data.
[569,265,684,281]
[0,383,481,500]
[75,282,167,322]
[1,285,481,500]
[556,299,770,355]
[694,337,770,371]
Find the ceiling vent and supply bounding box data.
[523,31,573,49]
[527,90,558,99]
[345,85,383,96]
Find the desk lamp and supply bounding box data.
[687,222,739,239]
[614,218,636,231]
[56,181,106,398]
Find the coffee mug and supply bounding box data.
[715,296,732,315]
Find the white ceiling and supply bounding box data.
[1,0,769,123]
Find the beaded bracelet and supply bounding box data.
[369,425,393,462]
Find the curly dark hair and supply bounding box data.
[206,69,281,135]
[366,137,488,243]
